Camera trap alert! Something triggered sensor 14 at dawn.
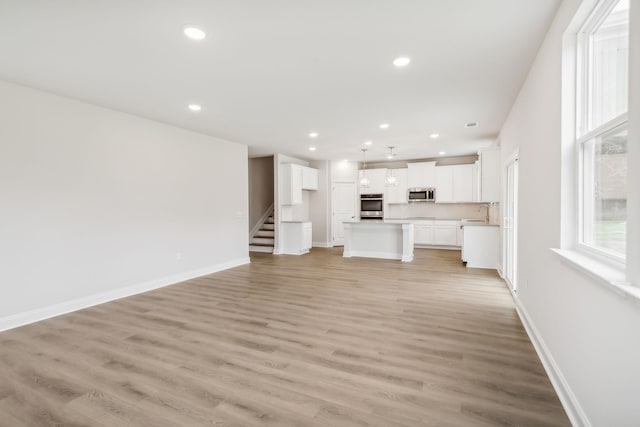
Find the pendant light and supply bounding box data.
[360,148,370,188]
[386,147,398,186]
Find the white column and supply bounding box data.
[401,223,414,262]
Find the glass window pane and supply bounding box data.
[588,0,629,131]
[583,127,627,256]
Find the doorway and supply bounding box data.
[504,155,519,291]
[331,182,357,246]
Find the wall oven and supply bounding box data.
[408,187,436,202]
[360,194,384,219]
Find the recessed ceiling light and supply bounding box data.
[465,122,478,128]
[183,26,206,41]
[393,57,411,67]
[439,151,446,155]
[308,146,317,151]
[430,133,440,139]
[308,132,319,138]
[364,141,373,146]
[188,104,202,112]
[379,123,390,129]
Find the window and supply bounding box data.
[576,0,629,262]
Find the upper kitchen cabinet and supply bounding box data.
[478,149,500,202]
[435,164,477,203]
[281,164,318,205]
[301,166,318,190]
[359,168,387,195]
[407,162,436,188]
[386,168,408,204]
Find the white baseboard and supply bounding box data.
[0,257,251,333]
[414,245,460,251]
[280,249,310,255]
[312,241,332,248]
[343,250,403,261]
[514,296,590,427]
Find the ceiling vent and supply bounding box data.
[465,122,478,128]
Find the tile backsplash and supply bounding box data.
[385,202,500,223]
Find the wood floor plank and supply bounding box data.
[0,247,570,426]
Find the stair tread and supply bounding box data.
[250,242,274,247]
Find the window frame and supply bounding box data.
[574,0,629,267]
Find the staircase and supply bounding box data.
[250,213,275,253]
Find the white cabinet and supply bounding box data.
[435,164,477,203]
[435,166,454,202]
[281,222,312,255]
[282,164,318,205]
[433,220,459,246]
[461,225,499,269]
[393,219,462,248]
[359,168,387,195]
[302,166,318,190]
[452,164,474,202]
[413,221,434,245]
[479,149,500,202]
[407,162,436,188]
[386,168,408,204]
[281,164,303,205]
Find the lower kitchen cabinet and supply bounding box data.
[433,221,458,246]
[280,221,312,255]
[412,220,461,247]
[388,219,463,248]
[413,223,434,245]
[461,225,499,269]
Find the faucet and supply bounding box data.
[479,204,491,224]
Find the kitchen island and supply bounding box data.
[343,221,414,262]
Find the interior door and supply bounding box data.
[504,157,519,291]
[332,182,357,246]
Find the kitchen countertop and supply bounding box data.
[385,217,500,226]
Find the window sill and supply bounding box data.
[550,248,640,303]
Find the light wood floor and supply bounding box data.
[0,248,569,426]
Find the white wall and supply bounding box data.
[499,1,640,425]
[331,160,359,182]
[0,80,249,330]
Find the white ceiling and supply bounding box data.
[0,0,560,162]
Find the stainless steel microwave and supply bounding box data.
[408,187,435,202]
